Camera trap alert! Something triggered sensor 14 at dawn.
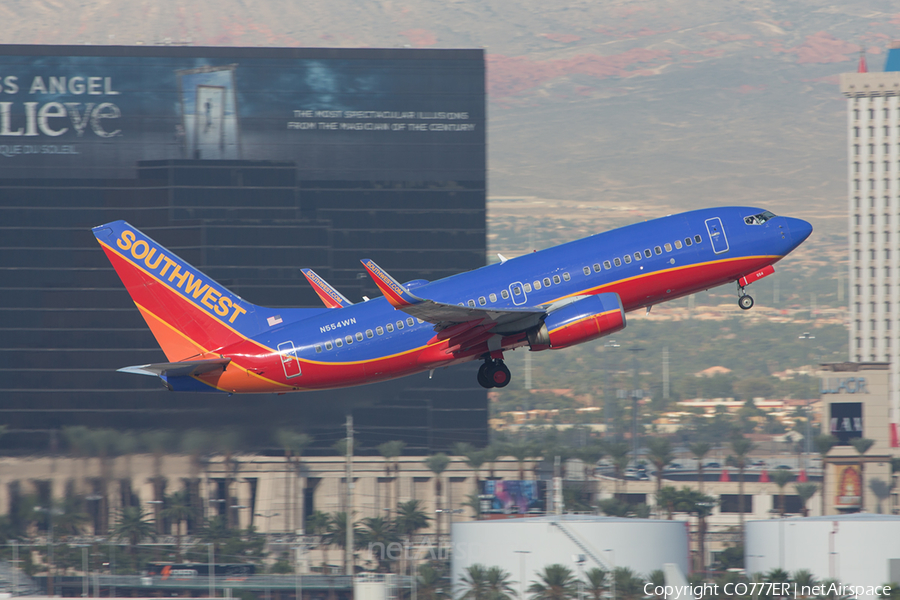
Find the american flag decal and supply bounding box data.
[267,315,283,327]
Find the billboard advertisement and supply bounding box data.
[481,480,546,514]
[0,46,484,181]
[834,464,862,508]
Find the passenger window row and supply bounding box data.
[459,271,572,307]
[581,235,702,275]
[315,316,424,353]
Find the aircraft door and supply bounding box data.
[509,282,527,306]
[705,217,729,254]
[277,341,302,379]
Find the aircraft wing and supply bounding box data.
[117,358,231,378]
[360,258,545,331]
[302,269,354,308]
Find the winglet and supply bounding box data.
[360,259,424,308]
[302,269,353,309]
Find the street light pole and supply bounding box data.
[11,540,18,597]
[574,554,586,600]
[109,538,116,599]
[603,340,620,439]
[604,549,615,600]
[208,542,215,599]
[294,544,303,600]
[627,347,645,463]
[514,550,530,600]
[35,505,58,597]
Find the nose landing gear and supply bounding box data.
[477,358,511,388]
[736,266,775,310]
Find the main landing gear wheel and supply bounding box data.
[477,362,493,388]
[477,359,512,389]
[738,294,754,310]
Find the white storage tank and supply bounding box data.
[451,515,689,595]
[745,514,900,599]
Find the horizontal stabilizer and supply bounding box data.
[118,358,231,378]
[302,269,353,308]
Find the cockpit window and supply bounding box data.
[744,211,776,225]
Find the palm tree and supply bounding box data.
[459,564,489,600]
[358,516,398,572]
[792,570,817,597]
[584,567,608,600]
[63,427,93,511]
[112,505,155,561]
[771,470,793,516]
[327,512,361,574]
[672,488,716,575]
[214,428,242,528]
[424,453,451,540]
[606,442,630,496]
[181,429,214,525]
[528,564,579,600]
[395,499,431,537]
[198,515,233,559]
[851,438,875,511]
[417,562,448,600]
[160,490,194,560]
[52,496,90,539]
[378,440,406,517]
[455,443,488,516]
[612,567,644,600]
[794,483,818,517]
[87,428,119,533]
[462,493,483,521]
[646,437,673,515]
[483,444,501,480]
[305,510,331,569]
[275,429,312,533]
[307,510,330,534]
[504,441,537,480]
[730,435,755,533]
[815,435,838,515]
[689,442,711,494]
[141,429,175,531]
[578,444,606,507]
[485,566,517,600]
[656,486,679,520]
[395,499,430,575]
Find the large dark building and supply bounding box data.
[0,45,487,454]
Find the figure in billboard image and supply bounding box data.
[177,65,241,160]
[482,480,545,514]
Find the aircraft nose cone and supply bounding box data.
[786,217,813,247]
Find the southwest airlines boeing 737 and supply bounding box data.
[92,207,811,393]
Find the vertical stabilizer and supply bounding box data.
[92,221,265,361]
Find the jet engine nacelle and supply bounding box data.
[527,293,626,351]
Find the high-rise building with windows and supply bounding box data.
[840,45,900,415]
[0,45,488,454]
